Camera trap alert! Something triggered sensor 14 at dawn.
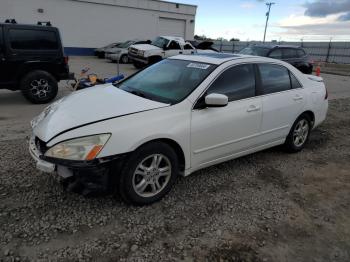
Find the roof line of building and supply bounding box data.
[71,0,197,15]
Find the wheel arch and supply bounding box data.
[300,110,315,127]
[132,138,186,173]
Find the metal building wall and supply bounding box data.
[0,0,197,55]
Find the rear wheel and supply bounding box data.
[284,114,311,152]
[20,70,58,104]
[117,142,179,205]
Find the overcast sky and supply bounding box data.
[178,0,350,41]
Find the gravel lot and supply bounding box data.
[0,57,349,261]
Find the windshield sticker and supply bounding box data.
[187,63,210,70]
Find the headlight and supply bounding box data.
[115,50,121,54]
[138,50,145,56]
[45,134,111,161]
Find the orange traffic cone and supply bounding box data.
[316,63,321,76]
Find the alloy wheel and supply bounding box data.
[293,119,309,147]
[30,79,51,99]
[132,154,172,198]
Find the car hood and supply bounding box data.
[131,44,162,51]
[32,84,168,142]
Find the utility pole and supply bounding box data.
[263,2,275,43]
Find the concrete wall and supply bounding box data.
[0,0,197,55]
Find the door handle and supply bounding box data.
[247,105,261,112]
[293,95,303,101]
[179,51,183,54]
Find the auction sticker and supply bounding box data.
[187,63,210,69]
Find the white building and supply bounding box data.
[0,0,197,55]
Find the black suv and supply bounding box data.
[239,44,313,74]
[0,21,72,103]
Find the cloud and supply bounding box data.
[304,0,350,21]
[241,2,256,9]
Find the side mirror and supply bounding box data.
[205,93,228,107]
[163,44,168,50]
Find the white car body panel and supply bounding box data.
[33,85,168,142]
[30,54,328,177]
[129,36,195,63]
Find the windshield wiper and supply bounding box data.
[130,90,147,98]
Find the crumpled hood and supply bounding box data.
[32,84,168,142]
[130,44,162,52]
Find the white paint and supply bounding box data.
[30,55,328,176]
[0,0,196,48]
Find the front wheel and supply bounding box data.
[133,61,144,69]
[117,142,179,205]
[284,115,311,152]
[120,55,129,64]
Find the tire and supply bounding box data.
[284,114,311,153]
[120,55,129,64]
[20,70,58,104]
[118,142,179,205]
[133,61,144,69]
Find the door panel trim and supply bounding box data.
[193,124,289,154]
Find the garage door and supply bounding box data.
[159,18,186,38]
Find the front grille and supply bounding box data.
[35,137,48,154]
[129,48,138,56]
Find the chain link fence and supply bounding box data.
[212,40,350,64]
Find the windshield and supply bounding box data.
[151,37,170,48]
[239,46,270,56]
[118,41,134,48]
[116,59,216,104]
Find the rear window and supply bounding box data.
[9,29,59,50]
[239,46,270,57]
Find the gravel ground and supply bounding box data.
[0,94,349,261]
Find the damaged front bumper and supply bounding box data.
[29,136,126,195]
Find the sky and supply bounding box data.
[177,0,350,41]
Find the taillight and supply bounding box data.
[64,56,69,64]
[325,86,328,100]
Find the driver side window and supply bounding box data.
[168,41,181,50]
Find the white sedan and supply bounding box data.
[29,53,328,205]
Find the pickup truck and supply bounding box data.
[128,36,196,68]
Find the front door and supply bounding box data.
[191,64,262,168]
[165,41,183,58]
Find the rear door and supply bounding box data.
[257,63,305,143]
[191,63,262,168]
[0,25,15,86]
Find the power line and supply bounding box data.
[263,2,275,43]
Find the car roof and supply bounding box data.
[0,22,58,31]
[252,44,302,49]
[169,53,266,65]
[160,36,186,43]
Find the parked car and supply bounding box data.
[94,42,120,58]
[187,40,219,52]
[0,21,73,104]
[29,53,328,205]
[106,40,150,64]
[239,44,313,74]
[128,36,196,68]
